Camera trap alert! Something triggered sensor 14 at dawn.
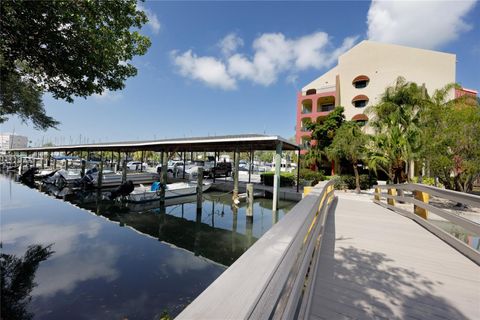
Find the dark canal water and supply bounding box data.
[0,174,296,319]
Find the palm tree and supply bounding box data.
[366,77,427,182]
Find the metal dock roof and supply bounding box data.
[8,134,299,153]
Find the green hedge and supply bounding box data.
[331,174,378,190]
[296,169,325,186]
[411,176,442,187]
[260,172,295,187]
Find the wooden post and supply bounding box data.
[197,167,203,213]
[374,187,380,200]
[65,159,69,170]
[414,190,429,219]
[273,142,282,211]
[159,152,167,205]
[122,159,127,184]
[248,149,252,183]
[303,186,313,197]
[387,188,396,206]
[140,150,144,172]
[41,154,45,169]
[212,151,216,183]
[47,153,51,168]
[296,149,301,193]
[246,183,254,217]
[233,149,240,202]
[33,158,37,168]
[182,151,186,179]
[53,158,57,170]
[81,160,86,177]
[97,153,104,188]
[117,151,121,170]
[19,157,24,174]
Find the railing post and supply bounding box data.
[414,190,429,219]
[387,188,396,206]
[303,186,313,197]
[374,187,380,200]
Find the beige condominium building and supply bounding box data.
[295,40,477,151]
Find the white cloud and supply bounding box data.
[367,0,477,49]
[172,31,357,89]
[137,2,161,34]
[218,33,244,56]
[171,50,237,89]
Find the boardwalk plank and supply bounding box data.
[308,195,480,320]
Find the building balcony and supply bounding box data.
[455,87,477,98]
[302,84,336,97]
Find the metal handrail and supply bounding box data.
[373,183,480,265]
[176,180,335,319]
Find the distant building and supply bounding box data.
[0,133,28,153]
[296,40,478,152]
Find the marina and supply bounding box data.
[0,173,297,319]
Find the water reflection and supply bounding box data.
[1,174,296,319]
[1,244,54,320]
[71,192,295,266]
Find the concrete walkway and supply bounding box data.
[308,194,480,320]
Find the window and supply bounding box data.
[354,80,368,88]
[319,104,334,112]
[306,88,317,95]
[352,75,370,89]
[354,100,367,108]
[352,95,369,108]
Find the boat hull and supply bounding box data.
[126,182,211,203]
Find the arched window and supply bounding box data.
[305,88,317,95]
[352,75,369,89]
[352,95,369,108]
[352,114,368,126]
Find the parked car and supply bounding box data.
[203,162,232,178]
[126,161,148,171]
[156,160,185,174]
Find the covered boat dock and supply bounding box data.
[5,134,301,210]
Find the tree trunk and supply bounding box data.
[353,162,360,193]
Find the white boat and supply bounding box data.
[126,182,211,203]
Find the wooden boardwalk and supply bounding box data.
[308,194,480,320]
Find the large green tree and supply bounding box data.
[420,85,480,192]
[305,106,345,170]
[1,0,151,130]
[326,121,368,193]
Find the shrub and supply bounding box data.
[411,176,443,187]
[331,174,377,190]
[260,172,295,187]
[298,169,324,186]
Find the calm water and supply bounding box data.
[0,174,296,319]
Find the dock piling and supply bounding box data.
[81,160,86,177]
[197,167,203,213]
[272,142,282,211]
[233,149,239,203]
[246,183,254,217]
[122,159,127,184]
[97,154,104,188]
[160,152,167,205]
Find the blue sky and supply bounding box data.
[2,0,480,146]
